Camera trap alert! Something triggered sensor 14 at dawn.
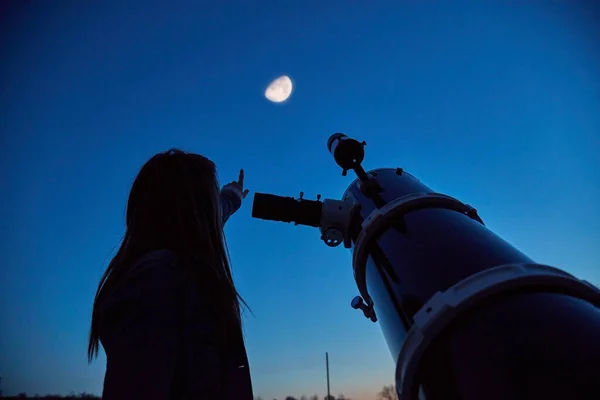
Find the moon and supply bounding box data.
[265,75,293,103]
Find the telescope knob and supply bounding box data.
[351,296,377,322]
[321,228,343,247]
[351,296,365,310]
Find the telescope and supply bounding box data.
[251,133,600,400]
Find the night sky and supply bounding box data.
[1,1,599,399]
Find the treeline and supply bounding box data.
[260,396,344,400]
[1,394,100,399]
[258,384,397,400]
[2,384,395,400]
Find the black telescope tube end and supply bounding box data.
[327,133,365,170]
[251,192,322,227]
[327,133,347,154]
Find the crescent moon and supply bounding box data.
[265,75,293,103]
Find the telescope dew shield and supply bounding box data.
[251,192,322,227]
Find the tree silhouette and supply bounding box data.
[377,384,398,400]
[1,394,101,400]
[0,386,375,400]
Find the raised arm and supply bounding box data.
[220,169,249,225]
[220,185,244,225]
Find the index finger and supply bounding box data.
[238,169,244,185]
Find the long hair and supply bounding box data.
[88,149,248,362]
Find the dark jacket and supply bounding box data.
[98,187,253,400]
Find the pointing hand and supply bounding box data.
[223,169,250,199]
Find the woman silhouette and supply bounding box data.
[88,149,253,399]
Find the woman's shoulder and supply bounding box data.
[131,249,179,271]
[101,250,183,310]
[105,250,219,314]
[120,250,190,298]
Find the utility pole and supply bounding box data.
[326,352,331,400]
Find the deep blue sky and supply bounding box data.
[1,1,599,399]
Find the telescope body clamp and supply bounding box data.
[319,198,359,248]
[395,263,600,400]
